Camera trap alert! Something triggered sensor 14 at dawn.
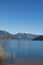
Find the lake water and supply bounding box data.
[0,40,43,65]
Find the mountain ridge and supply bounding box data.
[0,30,40,40]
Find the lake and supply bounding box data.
[0,40,43,65]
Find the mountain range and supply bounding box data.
[0,30,42,40]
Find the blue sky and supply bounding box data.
[0,0,43,34]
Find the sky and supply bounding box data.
[0,0,43,34]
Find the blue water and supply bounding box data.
[0,40,43,60]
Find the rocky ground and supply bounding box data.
[0,59,43,65]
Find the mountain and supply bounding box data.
[34,35,43,40]
[14,33,38,40]
[0,30,14,40]
[0,30,39,40]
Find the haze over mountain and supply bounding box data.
[0,30,39,40]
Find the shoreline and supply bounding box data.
[1,59,43,65]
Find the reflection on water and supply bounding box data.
[0,42,9,60]
[0,40,43,64]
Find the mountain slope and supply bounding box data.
[34,35,43,40]
[0,30,14,39]
[14,33,38,40]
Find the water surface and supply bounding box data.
[0,40,43,65]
